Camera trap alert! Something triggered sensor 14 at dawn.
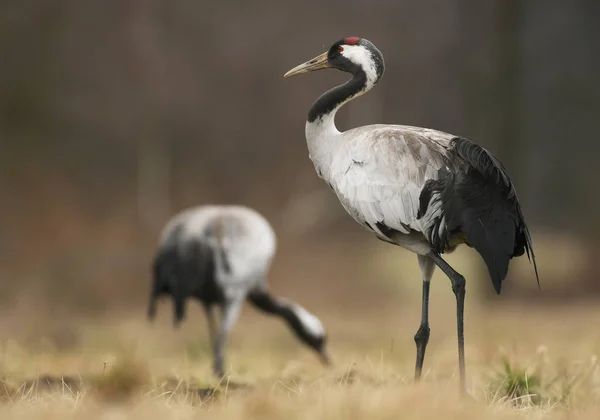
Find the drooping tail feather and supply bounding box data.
[515,208,541,291]
[148,240,181,322]
[424,137,540,294]
[149,224,221,326]
[447,171,515,294]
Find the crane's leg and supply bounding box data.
[147,290,159,321]
[414,255,435,382]
[203,303,218,358]
[213,298,243,378]
[172,292,187,329]
[428,252,466,395]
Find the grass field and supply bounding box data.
[0,236,598,419]
[1,300,599,419]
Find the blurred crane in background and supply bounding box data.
[148,205,330,376]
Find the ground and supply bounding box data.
[0,238,598,419]
[0,299,599,420]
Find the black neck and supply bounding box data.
[307,70,367,123]
[247,291,315,345]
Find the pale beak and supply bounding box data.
[284,52,330,78]
[319,349,332,366]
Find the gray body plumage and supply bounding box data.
[307,119,537,293]
[148,205,329,376]
[158,205,277,301]
[309,124,454,243]
[285,36,538,394]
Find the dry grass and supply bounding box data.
[0,236,598,419]
[0,299,599,419]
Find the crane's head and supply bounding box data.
[282,299,332,366]
[284,37,384,85]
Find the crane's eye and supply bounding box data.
[337,46,344,53]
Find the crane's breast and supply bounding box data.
[327,133,449,237]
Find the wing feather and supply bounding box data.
[327,126,453,239]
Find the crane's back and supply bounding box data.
[160,205,276,287]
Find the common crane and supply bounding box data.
[148,205,330,376]
[284,36,539,394]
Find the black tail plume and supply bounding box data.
[148,244,176,321]
[149,222,223,327]
[452,171,515,294]
[422,137,540,294]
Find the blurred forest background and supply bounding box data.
[0,0,598,322]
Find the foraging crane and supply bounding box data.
[147,205,330,377]
[284,36,539,394]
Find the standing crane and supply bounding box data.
[147,205,330,377]
[284,36,539,395]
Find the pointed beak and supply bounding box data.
[284,52,330,78]
[319,349,332,366]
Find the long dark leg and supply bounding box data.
[204,303,225,376]
[172,292,187,329]
[149,254,167,321]
[213,298,243,378]
[204,304,218,348]
[414,255,435,382]
[428,251,467,395]
[148,292,159,321]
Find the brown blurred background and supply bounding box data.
[0,0,598,326]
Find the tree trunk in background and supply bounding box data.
[490,0,523,178]
[487,0,525,299]
[129,0,171,232]
[137,135,171,231]
[459,0,524,300]
[519,0,600,297]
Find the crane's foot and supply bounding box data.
[458,384,477,402]
[213,360,225,380]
